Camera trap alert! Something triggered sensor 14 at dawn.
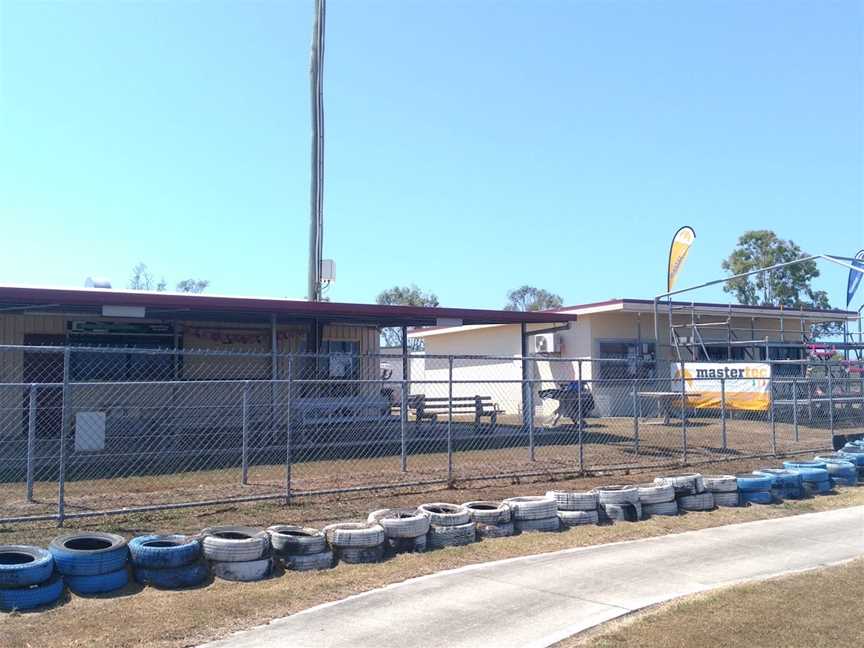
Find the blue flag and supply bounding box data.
[847,249,864,308]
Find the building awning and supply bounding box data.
[0,284,578,328]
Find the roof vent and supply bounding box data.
[84,277,112,289]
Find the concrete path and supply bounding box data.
[203,507,864,648]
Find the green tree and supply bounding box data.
[721,230,837,335]
[376,285,439,348]
[129,263,208,293]
[504,285,563,311]
[175,278,210,293]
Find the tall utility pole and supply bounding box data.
[307,0,326,301]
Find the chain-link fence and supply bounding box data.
[1,344,858,525]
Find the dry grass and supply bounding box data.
[1,416,834,518]
[563,558,864,648]
[1,485,862,648]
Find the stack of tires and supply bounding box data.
[130,534,208,588]
[463,501,514,538]
[703,475,739,507]
[268,526,333,571]
[547,490,600,526]
[419,503,476,548]
[636,483,677,516]
[783,461,833,495]
[201,526,272,582]
[49,532,129,594]
[813,455,859,487]
[323,522,386,563]
[367,509,430,553]
[503,496,559,532]
[593,485,642,522]
[0,545,64,611]
[654,473,713,511]
[753,469,805,500]
[735,473,773,505]
[838,445,864,478]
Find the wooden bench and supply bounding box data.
[408,394,503,429]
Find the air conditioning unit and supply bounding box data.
[532,333,560,354]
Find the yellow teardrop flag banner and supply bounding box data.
[667,226,696,292]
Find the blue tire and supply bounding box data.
[783,464,830,483]
[814,458,858,486]
[735,473,773,492]
[804,480,833,495]
[128,535,200,569]
[49,533,128,577]
[838,450,864,467]
[0,545,54,588]
[783,460,827,471]
[753,469,803,488]
[134,561,209,589]
[0,573,64,611]
[66,567,129,595]
[741,491,773,505]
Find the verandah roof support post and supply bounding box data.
[400,326,408,472]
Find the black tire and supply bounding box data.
[267,526,327,556]
[49,532,128,577]
[0,545,54,588]
[833,435,848,451]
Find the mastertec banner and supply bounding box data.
[672,362,770,411]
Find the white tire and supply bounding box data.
[200,526,269,563]
[712,491,740,507]
[593,485,640,506]
[212,557,272,582]
[337,545,384,564]
[322,523,385,548]
[643,501,679,516]
[546,490,598,511]
[678,492,715,511]
[418,503,471,527]
[284,550,334,571]
[463,501,512,525]
[427,522,476,549]
[475,522,515,539]
[514,516,560,533]
[503,496,557,521]
[367,509,430,539]
[703,475,738,493]
[558,509,599,527]
[636,483,675,504]
[654,473,705,496]
[267,526,326,556]
[600,502,643,523]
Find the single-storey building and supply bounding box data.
[408,298,860,417]
[0,283,575,447]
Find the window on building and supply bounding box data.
[597,341,656,379]
[68,329,175,382]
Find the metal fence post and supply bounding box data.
[26,384,37,502]
[241,381,250,485]
[769,371,777,455]
[577,360,584,472]
[57,347,71,526]
[400,376,408,473]
[285,356,293,504]
[792,377,799,442]
[632,377,639,455]
[447,355,453,484]
[827,369,834,437]
[720,377,727,450]
[527,358,535,462]
[680,360,687,462]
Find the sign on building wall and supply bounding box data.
[671,362,770,411]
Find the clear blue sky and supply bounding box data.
[1,0,861,309]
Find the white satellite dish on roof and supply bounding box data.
[85,277,112,289]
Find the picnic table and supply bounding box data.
[638,391,701,425]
